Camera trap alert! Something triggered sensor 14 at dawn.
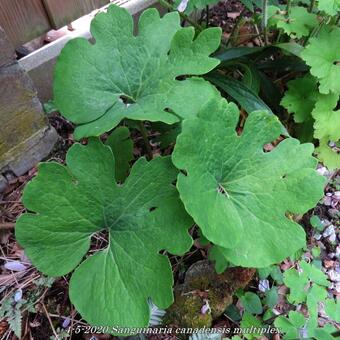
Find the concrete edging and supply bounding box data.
[19,0,158,73]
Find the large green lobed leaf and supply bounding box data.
[54,5,221,139]
[301,26,340,95]
[280,74,318,123]
[268,6,318,39]
[312,93,340,142]
[172,98,325,268]
[318,0,340,16]
[16,139,193,329]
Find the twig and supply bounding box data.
[226,9,246,46]
[138,122,153,160]
[206,5,209,28]
[286,0,292,13]
[262,0,269,45]
[0,223,14,229]
[308,0,316,12]
[42,302,59,340]
[253,24,264,46]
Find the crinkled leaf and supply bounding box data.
[306,285,327,318]
[300,261,329,286]
[312,328,336,340]
[316,138,340,170]
[318,0,340,16]
[325,299,340,322]
[281,74,318,123]
[174,0,220,14]
[312,93,340,141]
[54,5,221,139]
[105,126,133,182]
[283,267,309,303]
[9,309,22,338]
[301,26,340,94]
[268,6,318,38]
[16,139,193,329]
[284,261,329,304]
[172,98,325,267]
[240,312,263,340]
[274,311,306,340]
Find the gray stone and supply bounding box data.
[0,60,57,192]
[0,174,8,192]
[1,126,58,177]
[0,27,15,67]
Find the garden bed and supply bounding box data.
[0,0,339,339]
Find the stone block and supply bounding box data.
[0,27,15,67]
[0,174,8,192]
[0,62,58,191]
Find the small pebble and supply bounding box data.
[328,208,339,218]
[324,259,334,269]
[323,225,335,238]
[323,196,332,206]
[62,317,71,329]
[4,261,27,272]
[317,167,329,177]
[14,289,22,302]
[272,308,281,315]
[335,282,340,293]
[258,279,270,292]
[329,233,337,242]
[328,269,340,282]
[321,219,331,227]
[314,232,322,240]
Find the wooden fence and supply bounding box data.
[0,0,116,47]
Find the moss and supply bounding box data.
[0,64,47,158]
[164,261,256,328]
[164,290,212,328]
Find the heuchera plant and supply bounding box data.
[16,4,326,330]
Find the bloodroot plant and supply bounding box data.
[16,4,326,332]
